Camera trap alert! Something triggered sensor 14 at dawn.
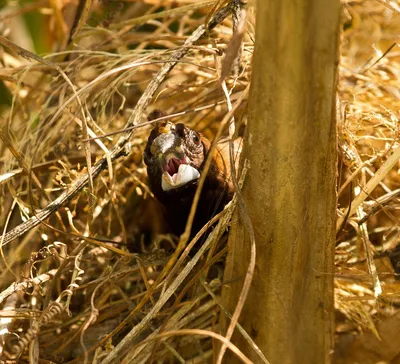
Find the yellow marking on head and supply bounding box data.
[158,121,173,134]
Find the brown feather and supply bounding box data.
[143,115,235,237]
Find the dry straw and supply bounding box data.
[0,0,400,362]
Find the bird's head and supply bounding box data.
[144,119,208,194]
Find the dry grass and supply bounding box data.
[0,0,400,363]
[335,0,400,361]
[0,1,252,363]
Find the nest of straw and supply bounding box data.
[0,1,251,362]
[335,0,400,361]
[1,0,400,363]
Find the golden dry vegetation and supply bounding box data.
[0,0,399,363]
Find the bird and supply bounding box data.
[143,111,236,237]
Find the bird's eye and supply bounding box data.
[192,132,200,144]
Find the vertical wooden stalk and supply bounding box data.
[222,1,340,363]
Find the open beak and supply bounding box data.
[161,162,200,191]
